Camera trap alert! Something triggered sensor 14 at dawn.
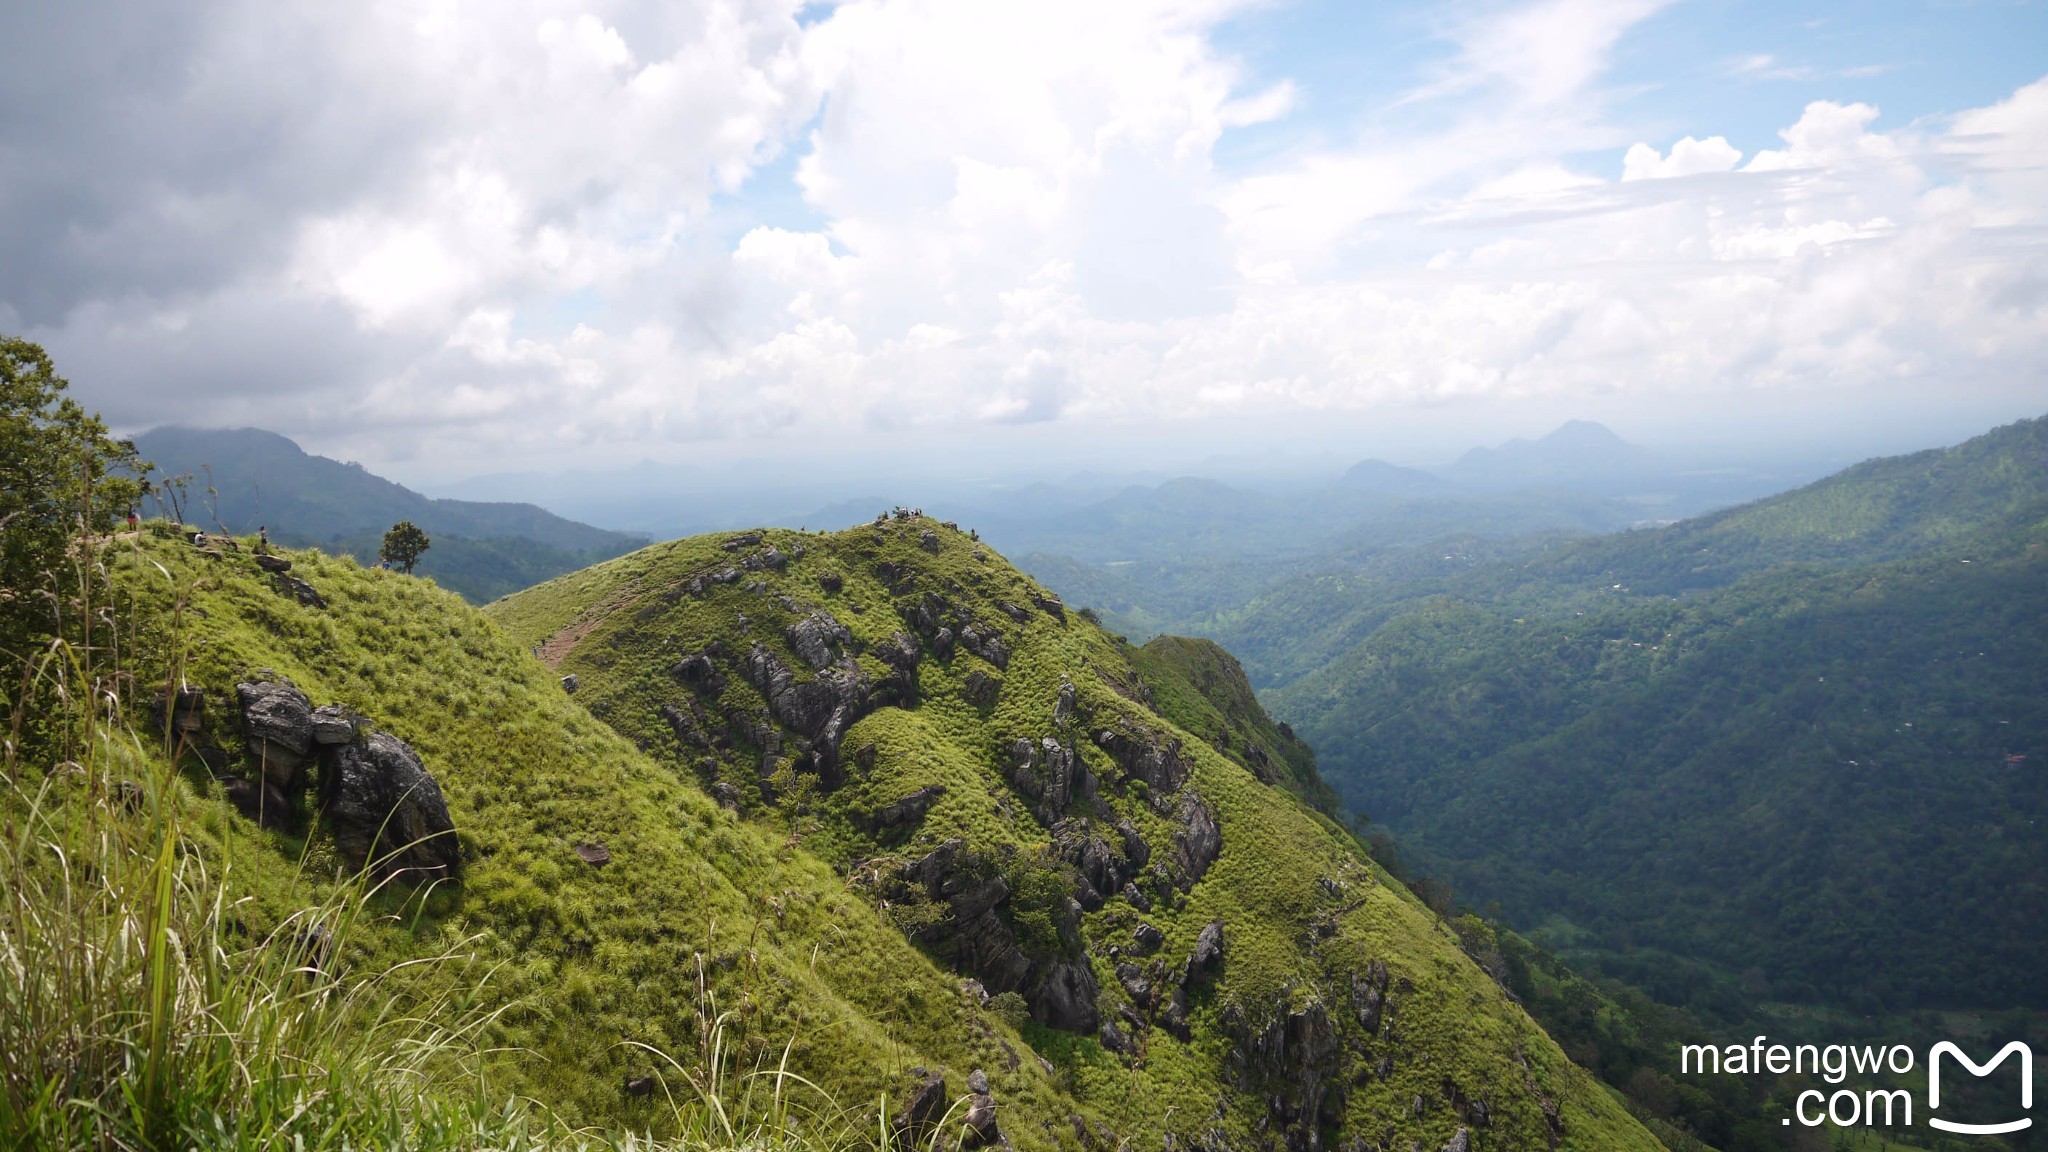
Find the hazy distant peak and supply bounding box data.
[1337,458,1445,493]
[1541,419,1630,449]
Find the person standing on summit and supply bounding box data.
[257,525,269,555]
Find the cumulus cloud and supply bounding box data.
[1,0,2044,477]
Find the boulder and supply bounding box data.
[872,784,945,830]
[1004,737,1086,825]
[918,530,940,552]
[1052,818,1134,911]
[624,1075,656,1097]
[275,575,325,608]
[1031,592,1066,620]
[1132,922,1164,954]
[1443,1129,1471,1152]
[236,681,314,790]
[560,674,580,694]
[741,643,871,786]
[309,704,358,745]
[961,1069,1001,1148]
[720,531,762,551]
[254,553,292,573]
[817,571,843,593]
[998,601,1031,624]
[151,685,205,736]
[1098,1019,1133,1054]
[785,610,852,671]
[892,1070,947,1142]
[318,730,460,883]
[1188,921,1225,977]
[962,668,1001,706]
[575,841,611,866]
[1033,959,1100,1033]
[1122,882,1153,913]
[1093,721,1190,796]
[1171,792,1221,889]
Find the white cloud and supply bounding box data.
[3,0,2045,477]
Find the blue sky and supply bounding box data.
[3,0,2045,481]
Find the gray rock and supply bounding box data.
[1132,922,1164,954]
[309,704,357,745]
[1172,792,1221,888]
[1093,721,1190,796]
[237,681,314,790]
[892,1070,947,1141]
[998,601,1031,624]
[1098,1019,1132,1054]
[967,1069,991,1094]
[963,668,1001,706]
[1052,818,1135,911]
[624,1075,655,1097]
[1053,679,1077,727]
[710,782,741,810]
[275,575,325,607]
[1188,920,1225,977]
[1003,737,1086,825]
[919,529,940,552]
[1033,959,1100,1033]
[1031,592,1066,620]
[872,784,945,829]
[1122,882,1153,912]
[318,730,460,883]
[1116,960,1151,1003]
[741,643,871,786]
[575,841,611,866]
[817,571,843,593]
[1442,1129,1471,1152]
[255,553,292,573]
[151,685,205,735]
[785,611,852,671]
[560,674,580,694]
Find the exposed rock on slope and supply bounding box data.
[491,517,1664,1152]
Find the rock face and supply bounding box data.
[741,643,871,786]
[152,685,205,736]
[319,731,461,883]
[1171,792,1222,889]
[785,611,851,670]
[1005,737,1087,825]
[1189,920,1225,977]
[255,553,292,573]
[1052,817,1142,911]
[870,784,945,830]
[237,681,314,790]
[1034,959,1101,1034]
[1094,721,1190,797]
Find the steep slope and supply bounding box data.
[491,516,1664,1152]
[102,532,1087,1143]
[1130,635,1337,817]
[134,426,646,601]
[1261,415,2048,1016]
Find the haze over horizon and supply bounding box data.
[5,0,2047,491]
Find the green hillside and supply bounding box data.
[134,426,646,602]
[1255,416,2048,1017]
[490,515,1666,1151]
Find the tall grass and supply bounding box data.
[0,528,984,1151]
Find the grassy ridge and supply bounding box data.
[492,517,1665,1152]
[95,530,1087,1144]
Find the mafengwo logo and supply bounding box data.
[1929,1041,2033,1135]
[1682,1038,2034,1132]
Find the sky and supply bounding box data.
[3,0,2046,489]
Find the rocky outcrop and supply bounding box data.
[1171,792,1221,889]
[870,784,946,830]
[1093,720,1190,797]
[1189,920,1225,978]
[1223,998,1345,1152]
[963,668,1001,706]
[1351,959,1390,1035]
[224,775,292,830]
[1004,737,1088,825]
[152,685,205,737]
[1034,959,1100,1033]
[319,731,460,883]
[785,610,852,670]
[893,1069,948,1142]
[961,1068,1002,1149]
[237,681,314,791]
[274,574,326,607]
[1051,817,1144,911]
[742,643,871,786]
[873,630,921,706]
[895,840,1035,995]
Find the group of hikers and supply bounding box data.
[159,518,398,570]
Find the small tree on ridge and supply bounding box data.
[380,521,429,573]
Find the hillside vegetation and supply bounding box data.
[490,514,1665,1151]
[1254,415,2048,1017]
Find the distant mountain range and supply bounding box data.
[1245,413,2048,1018]
[133,427,646,602]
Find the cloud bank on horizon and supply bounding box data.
[2,0,2044,477]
